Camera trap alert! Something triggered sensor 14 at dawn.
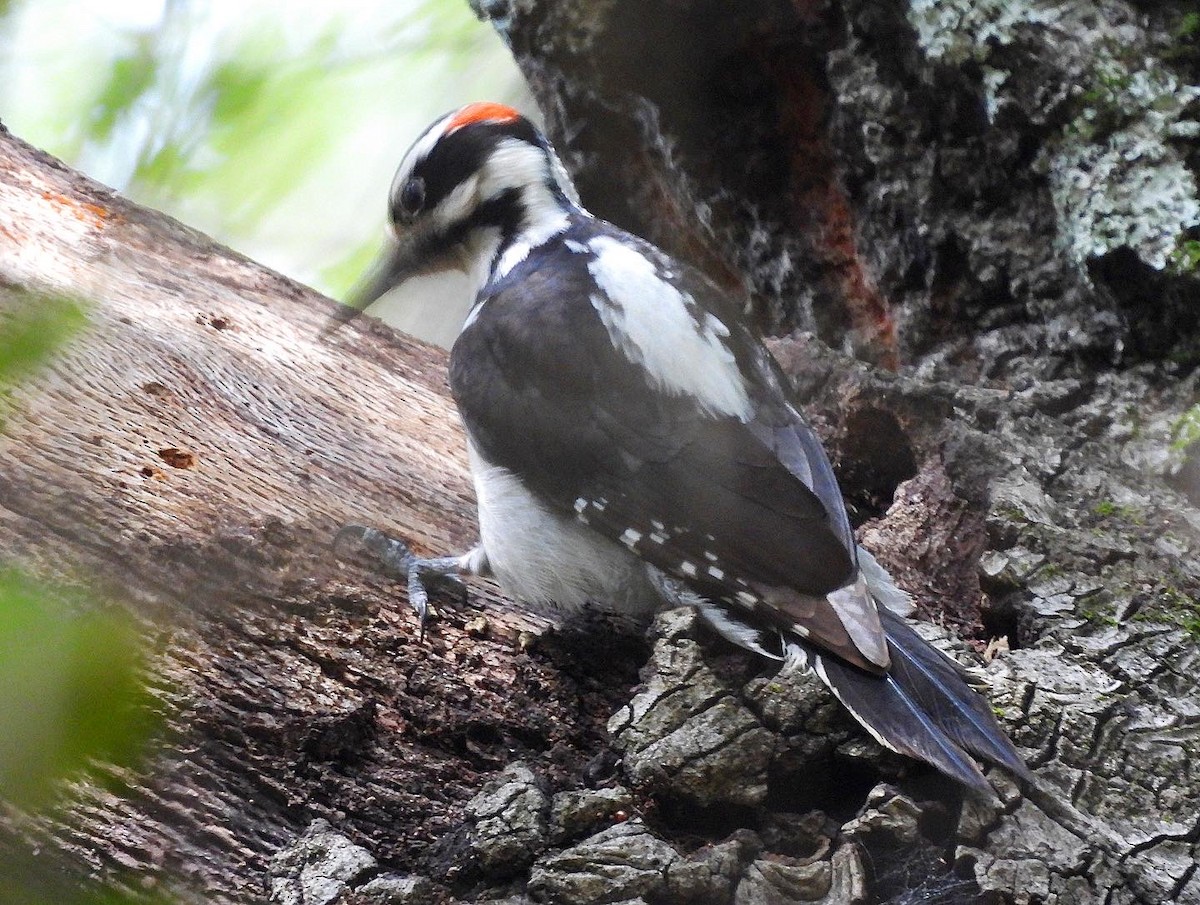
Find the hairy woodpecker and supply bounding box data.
[333,102,1030,793]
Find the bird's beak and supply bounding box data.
[322,233,425,339]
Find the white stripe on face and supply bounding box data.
[389,111,456,214]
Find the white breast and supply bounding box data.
[466,440,662,625]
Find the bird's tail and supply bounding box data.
[790,608,1031,794]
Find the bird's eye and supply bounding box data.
[396,177,426,219]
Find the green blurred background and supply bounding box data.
[0,0,526,304]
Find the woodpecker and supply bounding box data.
[333,102,1030,794]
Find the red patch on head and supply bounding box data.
[446,102,522,133]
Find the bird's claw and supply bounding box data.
[333,525,417,575]
[331,525,466,641]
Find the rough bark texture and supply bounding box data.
[465,0,1200,902]
[0,127,642,903]
[2,0,1200,902]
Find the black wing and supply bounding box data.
[450,225,885,671]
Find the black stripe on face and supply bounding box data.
[398,118,544,224]
[440,187,524,252]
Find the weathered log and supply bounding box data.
[0,125,642,903]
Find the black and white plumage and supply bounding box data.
[335,102,1030,794]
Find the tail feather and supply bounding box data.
[879,610,1031,781]
[792,609,1030,794]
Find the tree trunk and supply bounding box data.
[470,1,1200,902]
[3,0,1200,901]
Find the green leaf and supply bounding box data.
[0,569,157,811]
[0,291,87,384]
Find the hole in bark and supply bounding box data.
[980,592,1025,651]
[654,796,761,840]
[158,447,196,468]
[462,721,507,755]
[300,700,378,763]
[869,839,984,905]
[533,627,649,688]
[835,407,918,520]
[926,236,970,341]
[1090,246,1200,363]
[766,756,880,822]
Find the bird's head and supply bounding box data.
[330,102,579,332]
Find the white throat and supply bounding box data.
[454,225,504,301]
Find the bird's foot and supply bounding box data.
[332,525,469,640]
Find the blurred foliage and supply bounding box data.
[0,294,87,387]
[0,0,520,892]
[0,294,165,903]
[0,871,175,905]
[0,569,157,811]
[1171,237,1200,272]
[1173,403,1200,451]
[88,42,158,144]
[0,0,525,299]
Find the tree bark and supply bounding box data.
[0,126,640,903]
[3,0,1200,901]
[467,1,1200,902]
